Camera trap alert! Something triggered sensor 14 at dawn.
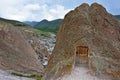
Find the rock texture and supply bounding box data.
[43,3,120,80]
[0,20,43,74]
[18,27,55,67]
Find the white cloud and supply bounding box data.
[0,0,26,20]
[38,4,71,21]
[24,4,40,10]
[0,0,120,21]
[0,0,71,21]
[7,4,41,21]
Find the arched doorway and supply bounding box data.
[75,46,89,67]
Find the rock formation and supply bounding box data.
[19,27,55,67]
[43,3,120,80]
[0,20,43,74]
[19,27,49,66]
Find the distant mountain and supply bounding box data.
[0,17,28,27]
[24,21,38,26]
[114,15,120,20]
[1,17,54,36]
[34,19,62,33]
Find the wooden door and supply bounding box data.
[76,46,88,63]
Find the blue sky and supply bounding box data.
[0,0,120,21]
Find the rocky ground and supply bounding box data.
[0,70,35,80]
[0,21,56,80]
[0,22,43,74]
[57,66,111,80]
[38,33,56,55]
[18,27,56,67]
[0,32,55,80]
[37,33,56,66]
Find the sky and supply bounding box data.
[0,0,120,21]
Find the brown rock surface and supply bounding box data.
[18,27,52,68]
[0,20,43,74]
[43,3,120,80]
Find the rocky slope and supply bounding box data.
[19,27,56,67]
[43,3,120,80]
[0,17,56,68]
[0,17,56,79]
[0,20,44,75]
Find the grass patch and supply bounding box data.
[32,28,54,38]
[0,21,5,28]
[36,28,58,34]
[20,26,53,38]
[12,72,42,80]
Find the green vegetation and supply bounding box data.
[12,72,42,80]
[24,21,38,26]
[0,17,62,33]
[34,19,62,33]
[0,18,28,27]
[0,21,5,28]
[0,17,53,38]
[30,28,53,38]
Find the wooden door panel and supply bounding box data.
[76,46,88,63]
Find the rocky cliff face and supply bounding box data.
[0,20,43,74]
[43,3,120,80]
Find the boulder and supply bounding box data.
[0,20,43,74]
[43,3,120,80]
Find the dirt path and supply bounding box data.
[57,66,111,80]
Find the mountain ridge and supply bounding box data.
[24,21,38,26]
[0,17,28,27]
[23,15,120,33]
[24,19,62,33]
[34,19,62,33]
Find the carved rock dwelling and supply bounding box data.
[43,3,120,80]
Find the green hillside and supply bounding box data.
[24,21,38,26]
[34,19,62,33]
[0,18,28,27]
[0,17,51,37]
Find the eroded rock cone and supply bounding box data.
[43,3,120,80]
[0,20,43,74]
